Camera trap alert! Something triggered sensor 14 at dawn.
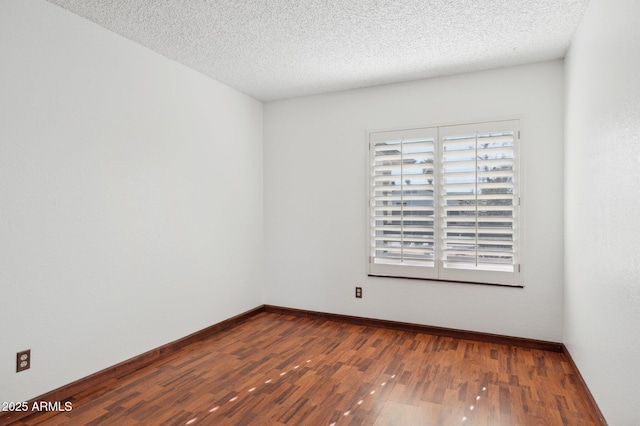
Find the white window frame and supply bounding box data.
[368,119,522,287]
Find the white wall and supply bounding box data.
[0,0,263,403]
[564,0,640,424]
[265,61,565,341]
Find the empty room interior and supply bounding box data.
[1,0,639,425]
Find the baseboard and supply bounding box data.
[0,305,265,426]
[560,344,608,425]
[264,305,564,352]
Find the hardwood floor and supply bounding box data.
[13,312,601,425]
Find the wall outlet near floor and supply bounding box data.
[355,287,362,298]
[17,349,31,372]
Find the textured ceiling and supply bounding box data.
[45,0,590,101]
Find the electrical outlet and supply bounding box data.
[17,349,30,372]
[355,287,362,298]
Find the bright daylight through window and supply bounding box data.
[368,120,521,286]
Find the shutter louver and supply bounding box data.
[370,129,437,274]
[440,122,518,276]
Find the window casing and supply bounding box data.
[368,120,521,286]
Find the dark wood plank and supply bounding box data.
[263,305,563,352]
[9,311,604,425]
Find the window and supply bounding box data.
[368,119,521,286]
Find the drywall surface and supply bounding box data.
[0,0,263,403]
[264,61,565,341]
[564,0,640,423]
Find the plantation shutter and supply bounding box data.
[368,120,520,286]
[439,120,520,285]
[369,128,438,280]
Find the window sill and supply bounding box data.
[367,273,524,288]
